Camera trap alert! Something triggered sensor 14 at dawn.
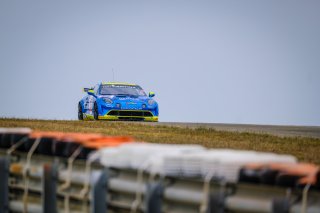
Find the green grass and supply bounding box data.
[1,118,320,164]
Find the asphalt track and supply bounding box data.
[142,122,320,139]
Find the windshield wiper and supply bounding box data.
[115,94,130,96]
[102,94,130,96]
[117,94,140,98]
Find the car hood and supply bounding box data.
[98,95,157,110]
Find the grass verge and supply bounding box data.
[1,118,319,164]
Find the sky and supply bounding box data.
[0,0,319,126]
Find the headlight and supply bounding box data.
[148,99,155,105]
[103,98,113,104]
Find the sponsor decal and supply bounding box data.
[118,97,137,100]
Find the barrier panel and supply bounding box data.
[0,128,319,213]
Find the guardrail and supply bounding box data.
[0,128,319,213]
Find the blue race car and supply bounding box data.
[78,82,159,122]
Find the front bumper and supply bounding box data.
[98,110,158,122]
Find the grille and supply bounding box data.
[107,110,153,117]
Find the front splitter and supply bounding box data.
[98,115,158,122]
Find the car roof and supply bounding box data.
[101,82,138,86]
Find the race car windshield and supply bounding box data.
[100,85,147,96]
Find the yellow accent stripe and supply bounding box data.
[83,114,94,121]
[102,82,137,86]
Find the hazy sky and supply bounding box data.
[1,1,319,125]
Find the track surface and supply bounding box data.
[142,122,320,139]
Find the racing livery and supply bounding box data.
[78,82,159,122]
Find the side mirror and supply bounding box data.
[83,87,93,92]
[87,89,95,96]
[149,92,155,97]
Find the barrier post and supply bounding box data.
[43,162,58,213]
[0,157,9,213]
[208,192,225,213]
[272,197,290,213]
[145,181,163,213]
[91,169,108,213]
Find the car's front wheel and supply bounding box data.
[78,103,84,120]
[93,102,99,120]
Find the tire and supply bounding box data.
[78,103,84,120]
[93,102,99,120]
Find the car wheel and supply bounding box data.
[93,102,99,120]
[78,103,84,120]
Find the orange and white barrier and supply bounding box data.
[0,128,319,213]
